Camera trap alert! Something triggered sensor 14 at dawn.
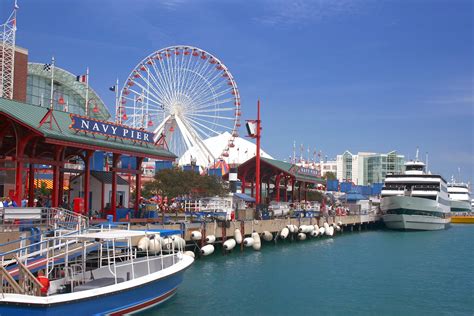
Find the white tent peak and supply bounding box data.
[178,132,273,167]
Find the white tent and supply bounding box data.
[178,132,273,167]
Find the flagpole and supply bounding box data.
[115,78,119,123]
[85,67,89,116]
[49,56,55,109]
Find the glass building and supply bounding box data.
[337,150,405,185]
[26,63,110,120]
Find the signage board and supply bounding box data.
[70,115,154,144]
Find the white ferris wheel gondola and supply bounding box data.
[117,46,241,167]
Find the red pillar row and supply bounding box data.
[111,153,121,221]
[275,174,281,202]
[83,151,93,215]
[52,146,64,208]
[27,164,35,207]
[134,157,144,214]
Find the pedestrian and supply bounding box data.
[3,197,18,207]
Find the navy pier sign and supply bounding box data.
[70,115,155,144]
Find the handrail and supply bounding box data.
[16,257,43,296]
[0,265,22,294]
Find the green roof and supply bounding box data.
[0,98,176,160]
[260,157,325,184]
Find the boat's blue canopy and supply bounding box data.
[144,228,182,236]
[233,193,256,202]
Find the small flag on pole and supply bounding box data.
[43,63,52,71]
[109,85,116,92]
[14,0,19,9]
[76,74,87,83]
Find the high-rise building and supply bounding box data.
[336,150,405,185]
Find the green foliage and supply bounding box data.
[142,167,228,199]
[306,190,325,203]
[324,171,336,180]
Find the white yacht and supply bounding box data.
[447,179,472,214]
[381,154,451,231]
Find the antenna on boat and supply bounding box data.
[425,152,428,172]
[415,147,419,161]
[458,167,461,183]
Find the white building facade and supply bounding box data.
[336,151,405,185]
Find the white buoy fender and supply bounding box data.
[223,239,237,250]
[137,236,150,251]
[252,232,261,250]
[191,231,202,241]
[184,251,195,258]
[337,221,343,226]
[297,233,307,240]
[162,237,173,250]
[298,225,306,233]
[149,237,162,252]
[280,227,289,239]
[310,230,318,237]
[314,224,319,232]
[326,226,334,236]
[243,237,254,247]
[234,229,243,244]
[334,224,341,231]
[323,222,330,230]
[200,244,215,256]
[319,227,325,235]
[206,235,216,244]
[287,225,295,233]
[262,231,273,242]
[173,236,186,250]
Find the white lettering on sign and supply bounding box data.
[92,123,100,131]
[111,126,117,134]
[101,124,109,133]
[123,129,129,137]
[144,133,150,141]
[136,131,142,140]
[81,120,89,129]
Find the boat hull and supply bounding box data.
[381,196,450,231]
[0,258,192,316]
[382,214,450,230]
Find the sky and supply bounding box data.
[2,0,473,183]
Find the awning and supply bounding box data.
[233,193,256,202]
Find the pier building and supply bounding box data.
[0,98,175,220]
[237,157,325,202]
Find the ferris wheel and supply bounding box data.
[117,45,241,166]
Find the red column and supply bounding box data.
[52,146,64,207]
[111,153,121,221]
[255,100,261,205]
[134,157,144,214]
[291,178,295,202]
[101,181,105,214]
[58,170,64,207]
[28,163,35,207]
[298,182,301,202]
[83,151,93,216]
[275,174,281,202]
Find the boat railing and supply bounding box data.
[0,257,43,296]
[0,207,89,232]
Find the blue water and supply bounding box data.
[144,225,474,315]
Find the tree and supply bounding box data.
[324,171,336,180]
[141,168,228,199]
